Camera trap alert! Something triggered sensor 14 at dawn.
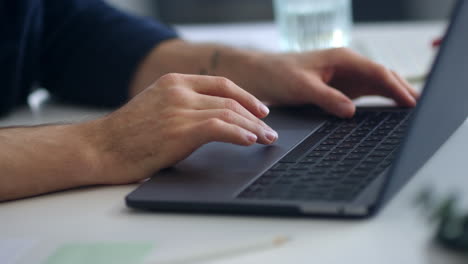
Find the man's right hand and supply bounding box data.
[87,73,278,185]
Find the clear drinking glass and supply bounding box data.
[273,0,353,52]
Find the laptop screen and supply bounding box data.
[380,0,468,206]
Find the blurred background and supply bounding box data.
[105,0,456,23]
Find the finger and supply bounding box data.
[193,118,260,147]
[193,93,274,131]
[190,109,278,145]
[376,68,417,107]
[183,75,270,118]
[391,70,420,99]
[333,50,417,107]
[356,63,417,107]
[308,80,356,118]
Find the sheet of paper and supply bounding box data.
[0,239,37,264]
[42,242,154,264]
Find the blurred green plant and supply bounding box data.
[415,188,468,253]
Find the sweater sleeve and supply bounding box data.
[39,0,178,107]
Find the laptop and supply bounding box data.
[126,0,468,218]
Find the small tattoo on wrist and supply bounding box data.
[200,49,221,76]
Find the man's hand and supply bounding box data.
[0,73,278,201]
[92,73,277,184]
[134,41,418,119]
[230,48,419,118]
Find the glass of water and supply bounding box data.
[273,0,353,52]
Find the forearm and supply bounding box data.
[129,39,268,99]
[0,123,101,201]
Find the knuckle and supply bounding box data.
[219,109,236,123]
[162,86,192,106]
[375,64,390,78]
[166,126,184,141]
[165,86,187,101]
[223,98,241,112]
[158,73,184,86]
[215,77,234,90]
[205,118,224,131]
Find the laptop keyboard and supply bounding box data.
[237,110,412,202]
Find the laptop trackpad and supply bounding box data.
[140,127,319,201]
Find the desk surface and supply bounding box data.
[1,22,467,264]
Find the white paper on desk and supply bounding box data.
[0,239,36,264]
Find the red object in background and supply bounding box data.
[432,38,443,48]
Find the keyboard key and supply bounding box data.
[352,147,373,154]
[376,145,396,151]
[316,161,334,168]
[388,133,405,140]
[329,133,347,140]
[365,156,385,163]
[383,139,400,145]
[360,141,378,148]
[321,139,339,145]
[315,145,333,151]
[369,151,390,157]
[337,142,355,149]
[346,154,366,160]
[368,136,384,142]
[351,131,367,138]
[331,149,350,155]
[336,127,355,134]
[291,163,310,171]
[323,155,342,162]
[374,129,391,136]
[344,137,362,143]
[300,157,320,164]
[308,151,327,158]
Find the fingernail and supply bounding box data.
[264,129,278,143]
[246,132,258,143]
[259,104,270,116]
[337,102,355,118]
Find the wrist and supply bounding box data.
[65,121,110,186]
[78,114,166,185]
[215,47,269,99]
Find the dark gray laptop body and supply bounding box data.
[126,0,468,218]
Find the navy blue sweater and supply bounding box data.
[0,0,177,116]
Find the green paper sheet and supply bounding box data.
[43,242,154,264]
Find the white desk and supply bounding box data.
[1,22,468,264]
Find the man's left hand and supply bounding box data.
[234,48,418,118]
